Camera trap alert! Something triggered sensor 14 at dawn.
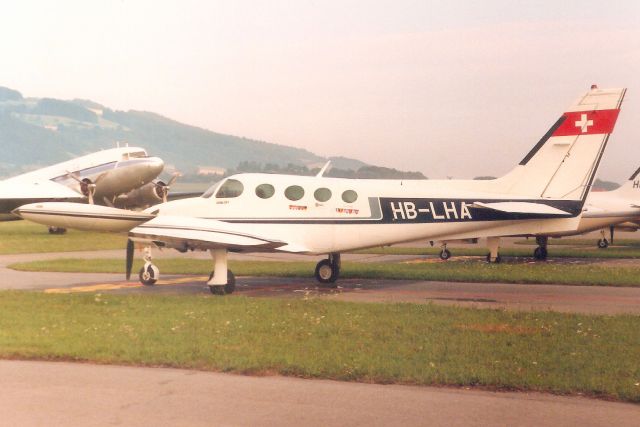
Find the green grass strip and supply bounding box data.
[10,258,640,287]
[352,245,640,258]
[0,221,126,254]
[0,292,638,402]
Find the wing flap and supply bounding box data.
[129,216,302,252]
[471,201,572,216]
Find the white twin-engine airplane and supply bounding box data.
[0,146,164,222]
[15,86,626,295]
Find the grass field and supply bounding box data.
[354,245,640,259]
[10,258,640,287]
[0,221,126,254]
[0,292,637,402]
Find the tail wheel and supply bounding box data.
[139,264,159,286]
[439,249,451,260]
[209,270,236,295]
[597,239,609,249]
[315,259,339,287]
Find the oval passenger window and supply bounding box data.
[314,188,332,202]
[285,185,305,201]
[255,183,275,199]
[342,190,358,203]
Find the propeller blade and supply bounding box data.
[167,173,180,186]
[126,239,134,280]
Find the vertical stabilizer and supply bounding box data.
[496,86,626,201]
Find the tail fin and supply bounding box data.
[495,86,626,201]
[606,168,640,199]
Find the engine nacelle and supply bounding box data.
[113,182,164,209]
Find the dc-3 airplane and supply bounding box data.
[0,146,164,225]
[15,86,626,295]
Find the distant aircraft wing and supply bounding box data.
[0,179,82,200]
[471,201,572,216]
[129,216,308,252]
[14,202,155,232]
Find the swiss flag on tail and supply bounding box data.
[552,109,620,137]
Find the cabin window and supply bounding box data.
[342,190,358,203]
[314,188,332,202]
[215,179,244,198]
[285,185,304,201]
[125,151,147,159]
[255,183,275,199]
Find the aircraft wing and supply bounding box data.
[129,216,308,252]
[0,179,82,200]
[470,201,572,216]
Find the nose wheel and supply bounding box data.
[315,253,340,287]
[139,263,159,286]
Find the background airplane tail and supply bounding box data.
[607,169,640,199]
[494,86,626,202]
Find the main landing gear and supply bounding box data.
[48,226,67,235]
[439,243,451,260]
[208,248,236,295]
[533,236,548,261]
[597,229,610,249]
[314,253,341,287]
[485,237,501,263]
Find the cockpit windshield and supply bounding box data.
[202,180,222,198]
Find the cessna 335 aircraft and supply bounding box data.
[0,146,164,222]
[15,86,626,295]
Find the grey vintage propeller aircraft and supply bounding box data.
[0,146,164,229]
[15,86,627,295]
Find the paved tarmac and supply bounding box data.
[2,360,639,427]
[2,249,640,314]
[2,245,640,425]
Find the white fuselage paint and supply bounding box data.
[133,173,582,254]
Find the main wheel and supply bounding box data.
[486,253,502,263]
[597,239,609,249]
[533,246,548,260]
[48,226,67,235]
[139,264,159,286]
[439,249,451,260]
[314,259,339,286]
[208,270,236,295]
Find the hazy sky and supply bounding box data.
[2,0,639,181]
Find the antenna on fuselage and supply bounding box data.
[316,161,332,177]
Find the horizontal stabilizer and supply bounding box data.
[471,201,572,216]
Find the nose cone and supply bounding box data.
[145,157,165,179]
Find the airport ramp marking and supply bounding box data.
[44,276,209,294]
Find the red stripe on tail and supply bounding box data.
[552,109,620,137]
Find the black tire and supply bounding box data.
[486,253,502,263]
[533,246,548,260]
[597,239,609,249]
[48,226,67,235]
[439,249,451,260]
[208,270,236,295]
[138,264,158,286]
[314,259,339,286]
